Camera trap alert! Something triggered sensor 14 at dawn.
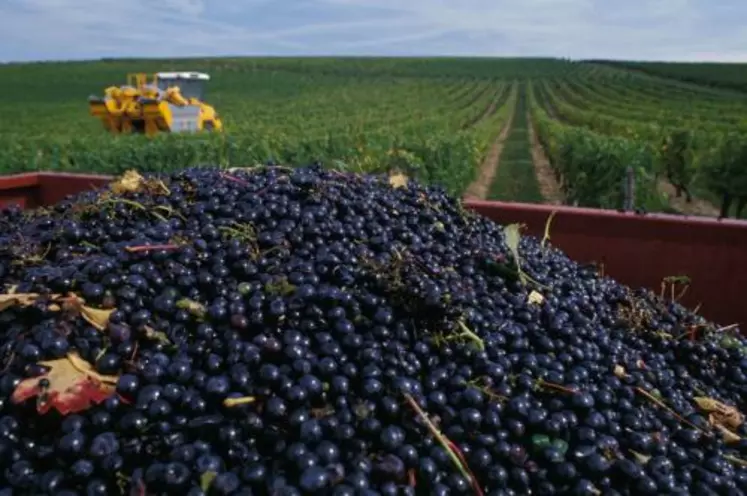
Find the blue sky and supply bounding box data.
[1,0,746,62]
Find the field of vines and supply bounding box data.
[1,56,747,216]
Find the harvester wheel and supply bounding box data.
[203,121,215,132]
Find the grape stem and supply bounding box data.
[99,198,169,223]
[536,379,578,395]
[154,179,171,196]
[223,396,257,408]
[403,393,484,496]
[724,454,747,467]
[634,387,711,436]
[0,352,15,373]
[124,244,181,253]
[453,321,485,351]
[540,210,557,249]
[219,173,251,186]
[716,324,740,334]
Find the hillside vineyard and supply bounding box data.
[1,57,747,216]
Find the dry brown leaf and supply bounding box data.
[389,172,409,189]
[713,409,743,431]
[0,293,42,311]
[694,396,722,412]
[714,422,742,444]
[61,294,115,332]
[0,293,115,332]
[80,305,115,332]
[11,352,118,415]
[110,170,144,194]
[613,365,627,378]
[694,396,745,442]
[527,290,544,305]
[695,396,744,430]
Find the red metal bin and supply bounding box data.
[1,172,746,329]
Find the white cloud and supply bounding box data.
[0,0,746,61]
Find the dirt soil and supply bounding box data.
[527,112,564,205]
[463,113,515,200]
[657,179,720,217]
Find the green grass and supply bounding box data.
[488,84,543,203]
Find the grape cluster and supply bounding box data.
[1,165,747,495]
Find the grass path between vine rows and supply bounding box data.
[527,111,564,205]
[656,180,720,217]
[463,105,516,200]
[485,85,543,203]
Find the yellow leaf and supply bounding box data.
[201,471,218,492]
[613,365,627,378]
[389,172,409,189]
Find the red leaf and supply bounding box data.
[11,352,119,415]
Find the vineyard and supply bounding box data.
[2,57,747,217]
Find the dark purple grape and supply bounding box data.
[0,166,744,495]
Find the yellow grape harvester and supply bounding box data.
[88,72,223,136]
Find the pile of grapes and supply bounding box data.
[1,165,747,495]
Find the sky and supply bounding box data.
[1,0,746,63]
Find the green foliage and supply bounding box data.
[0,57,556,195]
[535,71,747,216]
[1,56,745,210]
[529,83,667,211]
[590,60,747,94]
[700,134,747,198]
[657,130,697,198]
